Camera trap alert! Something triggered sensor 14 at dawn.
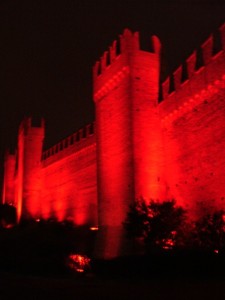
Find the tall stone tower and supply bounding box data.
[93,29,163,259]
[16,118,45,221]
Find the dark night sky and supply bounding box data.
[0,0,225,166]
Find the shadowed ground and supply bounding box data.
[1,271,225,300]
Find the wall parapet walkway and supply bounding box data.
[42,122,95,165]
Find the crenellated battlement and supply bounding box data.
[161,74,225,124]
[93,29,161,79]
[160,23,225,120]
[19,117,45,136]
[93,28,161,102]
[161,23,225,100]
[93,29,139,80]
[42,122,95,161]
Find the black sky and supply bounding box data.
[0,0,225,161]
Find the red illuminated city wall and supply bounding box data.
[160,24,225,218]
[2,120,97,227]
[40,128,97,226]
[2,24,225,259]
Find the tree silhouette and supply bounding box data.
[124,199,186,253]
[193,210,225,253]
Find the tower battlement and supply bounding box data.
[18,117,45,137]
[93,29,140,80]
[93,29,161,102]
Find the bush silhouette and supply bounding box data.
[124,199,187,253]
[192,210,225,253]
[0,204,17,227]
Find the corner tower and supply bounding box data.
[93,29,163,258]
[16,117,45,221]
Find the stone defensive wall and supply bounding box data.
[159,24,225,217]
[159,23,225,120]
[3,23,225,234]
[38,122,97,225]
